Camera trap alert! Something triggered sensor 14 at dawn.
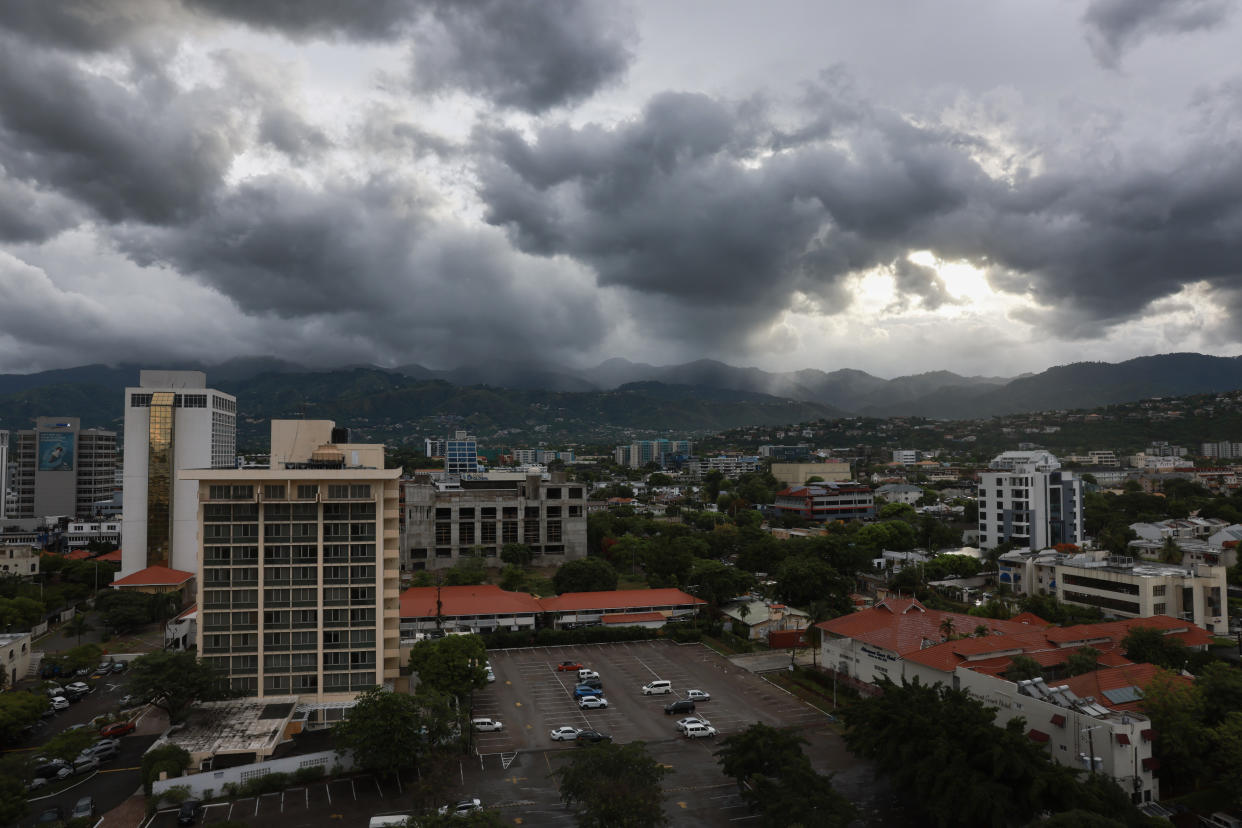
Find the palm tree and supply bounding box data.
[938,617,956,641]
[64,612,93,645]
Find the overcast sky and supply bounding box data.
[1,0,1240,380]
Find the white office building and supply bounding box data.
[978,451,1082,551]
[0,429,7,520]
[121,371,237,576]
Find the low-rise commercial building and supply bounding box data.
[683,454,761,480]
[999,548,1228,633]
[773,482,875,522]
[538,588,705,628]
[0,544,40,578]
[1,631,33,687]
[769,461,851,486]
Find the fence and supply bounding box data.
[151,750,355,800]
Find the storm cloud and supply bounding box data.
[0,1,1240,377]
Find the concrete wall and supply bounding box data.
[151,750,356,800]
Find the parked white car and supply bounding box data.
[437,798,482,816]
[471,718,503,732]
[641,680,672,695]
[550,726,581,741]
[577,668,600,681]
[578,696,608,710]
[675,716,711,732]
[683,722,718,739]
[685,689,711,702]
[50,697,70,711]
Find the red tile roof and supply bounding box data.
[399,585,542,618]
[819,600,1213,683]
[1009,612,1052,627]
[1061,663,1191,713]
[600,612,666,624]
[66,549,93,560]
[174,603,198,620]
[111,565,194,587]
[817,598,1041,657]
[1043,615,1212,649]
[538,588,705,613]
[98,550,123,562]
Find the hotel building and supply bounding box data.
[182,424,402,713]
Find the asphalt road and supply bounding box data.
[11,674,154,828]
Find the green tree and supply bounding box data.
[0,691,49,745]
[715,723,854,827]
[409,810,504,827]
[333,687,424,779]
[773,556,851,614]
[96,590,154,634]
[0,758,30,827]
[127,650,234,725]
[552,741,668,828]
[407,634,488,699]
[40,727,96,762]
[1209,712,1242,810]
[553,557,619,593]
[878,502,916,522]
[1005,654,1044,681]
[1066,646,1101,677]
[1121,626,1188,671]
[1140,669,1208,791]
[1195,662,1242,726]
[63,612,94,645]
[141,744,190,795]
[686,559,755,610]
[841,678,1084,828]
[442,552,487,586]
[499,543,534,568]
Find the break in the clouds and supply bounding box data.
[0,0,1241,379]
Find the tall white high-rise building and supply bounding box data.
[977,450,1083,551]
[0,429,8,520]
[121,371,236,576]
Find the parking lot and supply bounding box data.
[475,640,828,755]
[137,642,907,828]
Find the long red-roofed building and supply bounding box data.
[398,585,704,636]
[816,597,1211,804]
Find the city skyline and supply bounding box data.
[1,1,1241,379]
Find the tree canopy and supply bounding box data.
[333,687,425,779]
[552,741,668,828]
[840,677,1160,828]
[407,634,489,700]
[552,556,619,593]
[126,649,234,725]
[715,723,855,828]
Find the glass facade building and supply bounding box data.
[145,393,176,568]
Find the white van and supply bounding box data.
[369,814,412,828]
[683,722,718,739]
[641,680,672,695]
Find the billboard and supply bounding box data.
[38,432,75,471]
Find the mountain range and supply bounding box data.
[1,353,1241,437]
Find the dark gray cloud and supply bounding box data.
[1083,0,1232,67]
[184,0,415,40]
[0,0,180,52]
[110,174,610,366]
[0,175,82,243]
[476,78,1242,346]
[410,0,634,112]
[0,33,245,225]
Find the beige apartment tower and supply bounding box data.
[182,461,403,715]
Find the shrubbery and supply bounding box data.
[482,625,659,649]
[141,744,190,795]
